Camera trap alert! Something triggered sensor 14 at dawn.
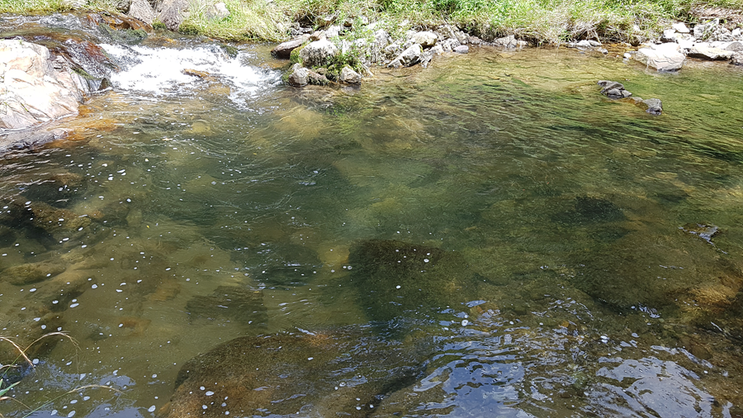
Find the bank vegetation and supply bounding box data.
[1,0,742,44]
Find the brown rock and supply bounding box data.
[271,35,309,59]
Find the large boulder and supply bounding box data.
[339,65,361,84]
[0,40,92,130]
[410,31,438,48]
[687,44,734,60]
[128,0,156,25]
[271,35,309,59]
[387,44,422,68]
[634,43,685,71]
[298,39,338,68]
[157,0,189,31]
[158,330,428,417]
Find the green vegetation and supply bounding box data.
[0,0,742,44]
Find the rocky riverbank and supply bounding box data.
[1,4,743,147]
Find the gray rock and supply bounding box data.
[61,0,87,8]
[672,22,690,33]
[642,98,663,115]
[597,80,632,99]
[494,35,527,48]
[287,64,309,87]
[732,52,743,65]
[206,2,230,20]
[454,45,469,54]
[387,44,422,68]
[687,45,733,60]
[723,41,743,51]
[661,29,678,42]
[441,38,461,52]
[0,40,91,130]
[634,43,685,71]
[410,31,438,48]
[306,70,329,86]
[420,44,444,68]
[158,0,189,31]
[271,35,309,59]
[576,40,593,48]
[693,23,708,40]
[339,66,361,84]
[324,25,341,39]
[299,39,339,68]
[128,0,156,25]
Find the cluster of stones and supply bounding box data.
[597,80,663,115]
[272,17,528,87]
[63,0,228,30]
[631,20,743,71]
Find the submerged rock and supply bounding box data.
[346,239,475,325]
[0,40,92,130]
[159,330,427,417]
[185,285,266,326]
[2,261,67,285]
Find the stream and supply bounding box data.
[2,17,743,418]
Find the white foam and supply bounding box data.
[101,44,279,102]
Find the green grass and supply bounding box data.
[1,0,741,44]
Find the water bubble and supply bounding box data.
[461,319,469,326]
[148,406,156,413]
[396,285,401,289]
[205,391,214,396]
[67,411,75,417]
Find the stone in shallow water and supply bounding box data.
[159,330,427,417]
[552,196,625,225]
[346,239,475,325]
[1,261,67,285]
[185,285,267,326]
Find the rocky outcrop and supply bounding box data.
[0,40,92,130]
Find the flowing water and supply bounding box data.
[1,32,743,417]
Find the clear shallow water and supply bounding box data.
[1,42,743,417]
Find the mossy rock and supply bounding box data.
[2,261,67,285]
[159,329,427,418]
[347,239,476,325]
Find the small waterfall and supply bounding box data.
[101,43,281,105]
